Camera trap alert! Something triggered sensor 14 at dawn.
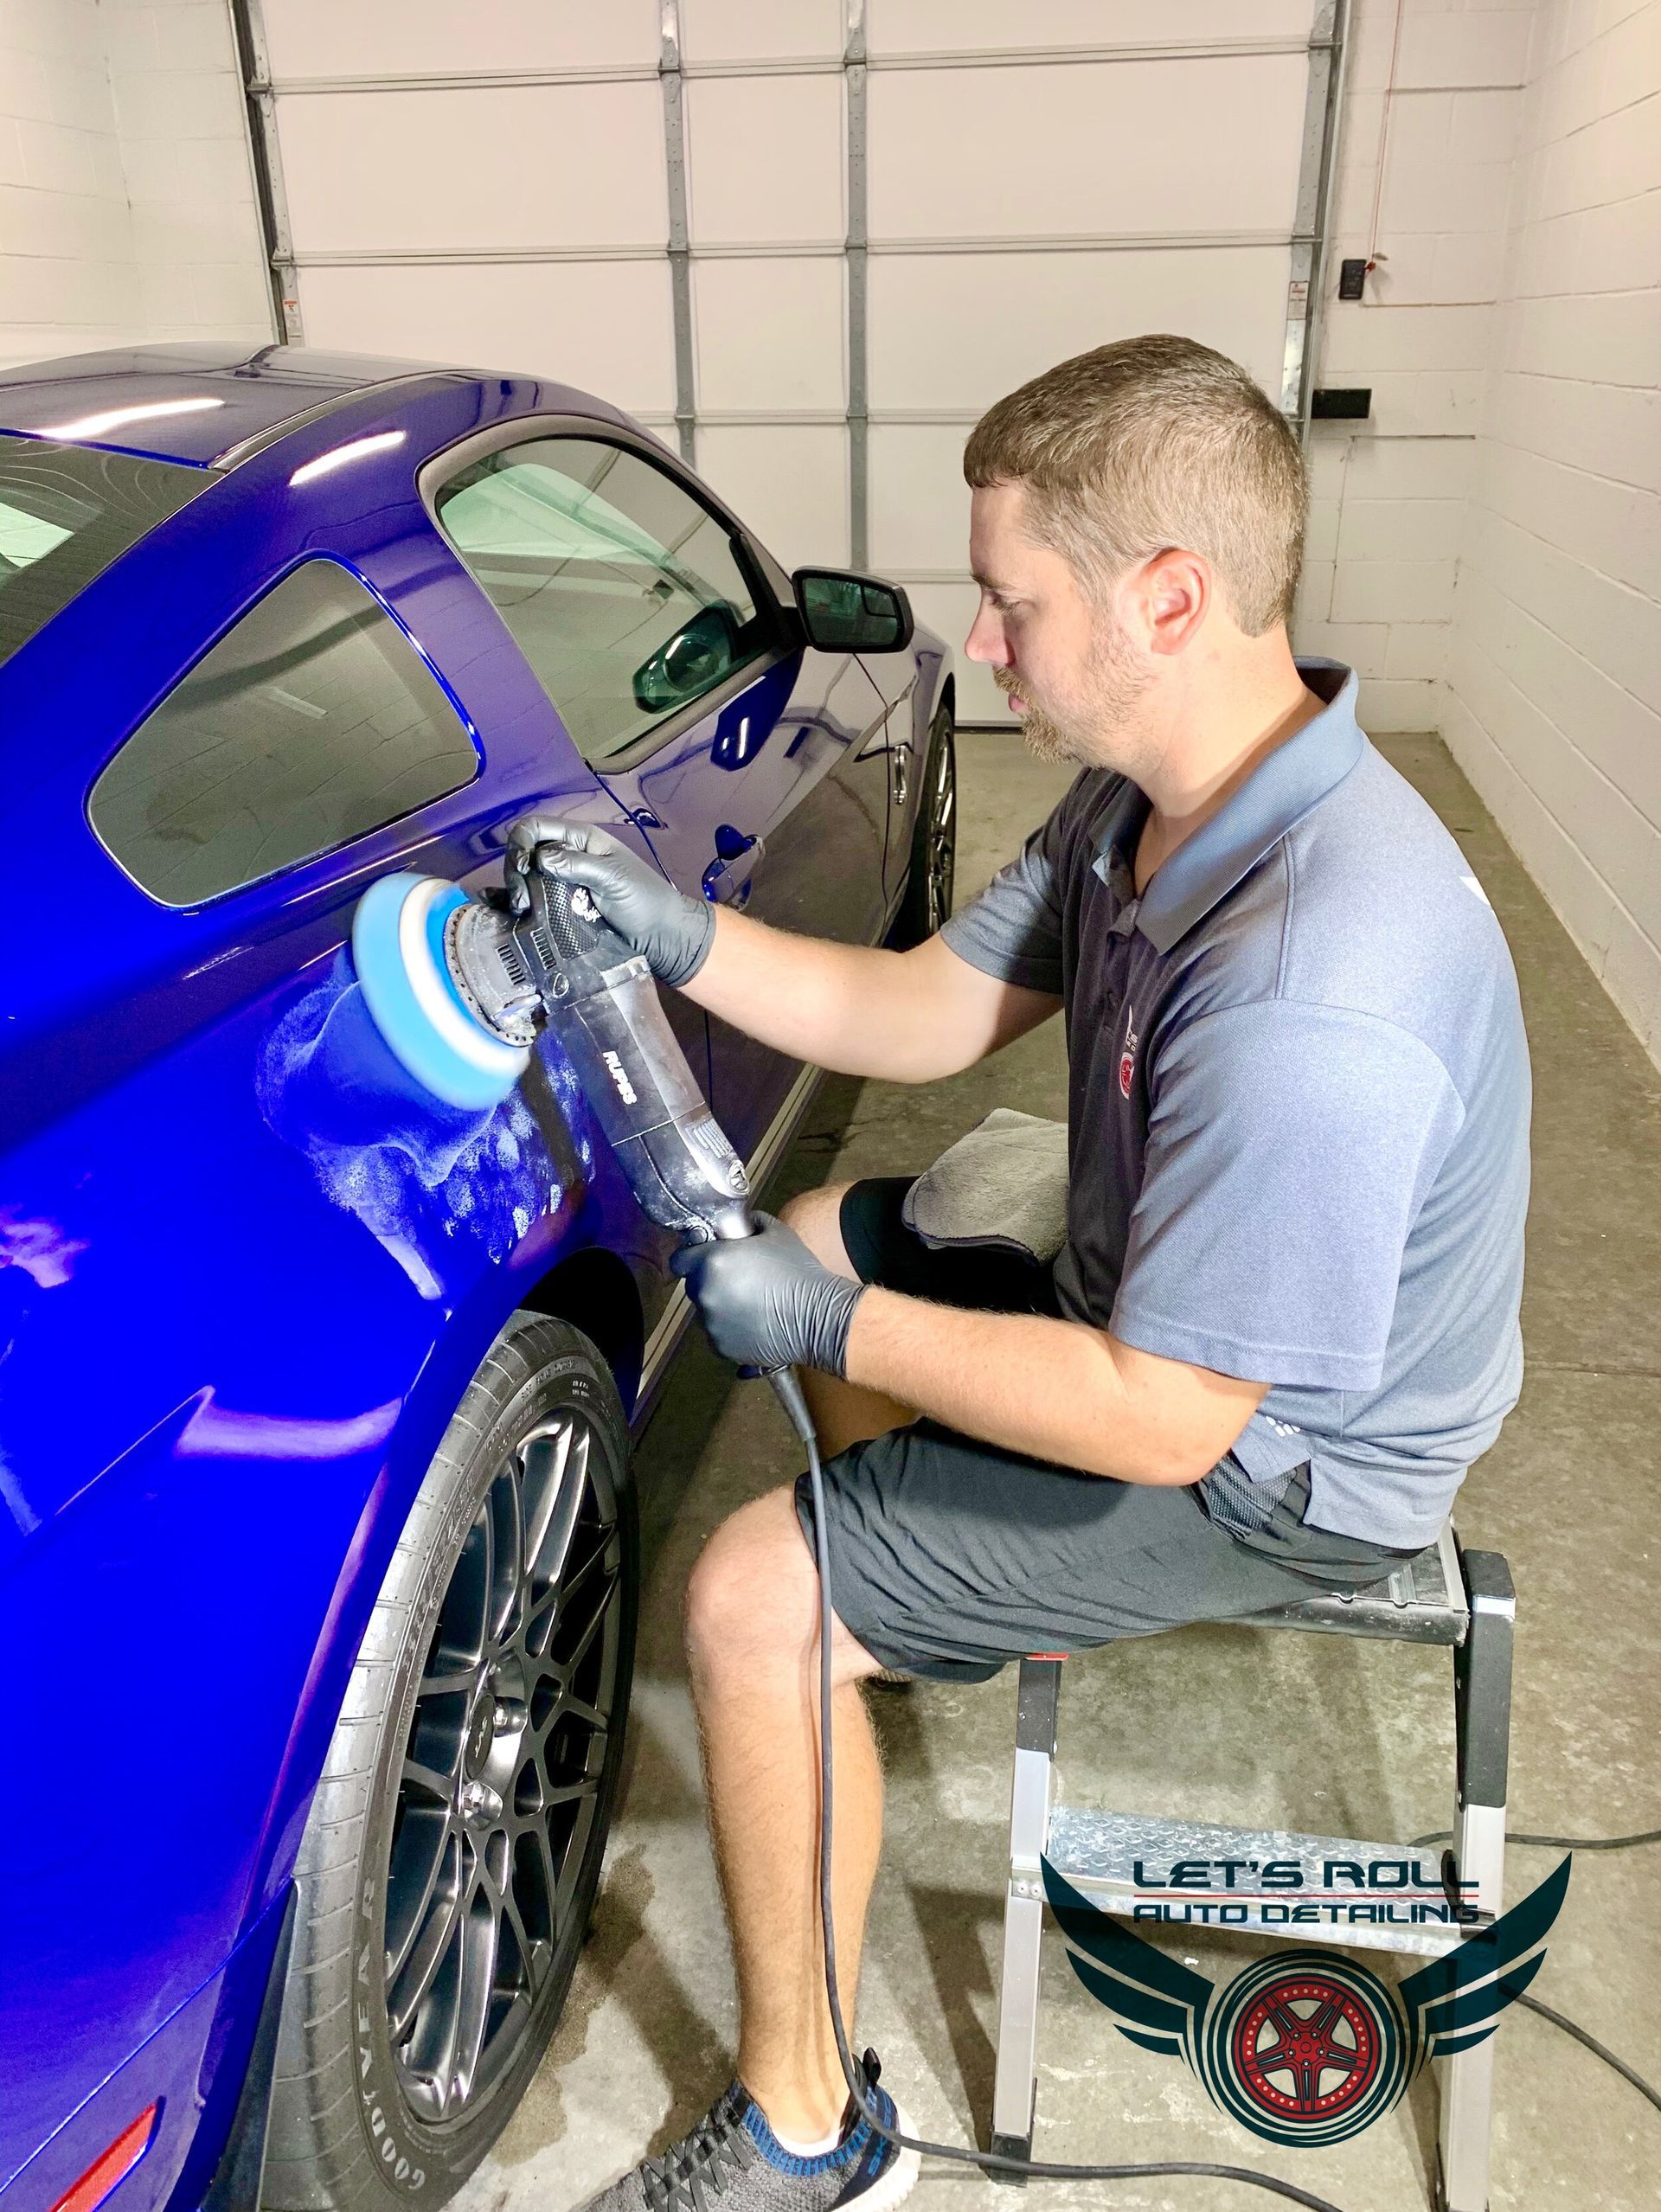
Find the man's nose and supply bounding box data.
[965,604,1009,667]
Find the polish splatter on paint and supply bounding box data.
[256,952,578,1297]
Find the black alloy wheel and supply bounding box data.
[888,697,958,949]
[264,1319,638,2212]
[385,1404,621,2119]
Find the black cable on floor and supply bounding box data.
[1412,1825,1661,1850]
[1516,1994,1661,2118]
[1408,1824,1661,2119]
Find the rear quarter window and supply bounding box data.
[88,560,478,907]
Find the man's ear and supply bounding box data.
[1138,548,1211,657]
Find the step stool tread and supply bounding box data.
[1040,1806,1467,1959]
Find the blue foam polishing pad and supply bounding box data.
[351,872,529,1111]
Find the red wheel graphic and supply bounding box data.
[1230,1972,1382,2124]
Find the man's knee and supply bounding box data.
[776,1183,857,1278]
[685,1489,815,1671]
[684,1484,881,1688]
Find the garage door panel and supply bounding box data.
[262,0,661,79]
[696,426,849,570]
[869,57,1307,239]
[869,424,972,573]
[869,0,1316,52]
[279,83,667,253]
[694,259,844,413]
[682,0,843,64]
[869,248,1291,412]
[685,75,843,245]
[296,262,677,416]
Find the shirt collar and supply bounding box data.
[1093,659,1365,954]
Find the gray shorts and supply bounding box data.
[791,1177,1416,1684]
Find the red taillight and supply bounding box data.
[48,2106,158,2212]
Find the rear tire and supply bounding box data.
[262,1318,637,2212]
[887,697,957,951]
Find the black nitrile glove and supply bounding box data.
[670,1213,865,1379]
[504,817,715,988]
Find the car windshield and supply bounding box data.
[0,433,209,669]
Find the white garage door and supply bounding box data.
[245,0,1340,719]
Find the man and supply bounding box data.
[513,335,1530,2212]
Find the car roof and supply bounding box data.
[0,342,479,467]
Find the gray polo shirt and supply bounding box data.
[940,661,1530,1550]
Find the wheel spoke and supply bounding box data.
[450,1881,500,2104]
[401,1754,457,1804]
[417,1657,479,1702]
[500,1882,548,1995]
[527,1422,587,1592]
[532,1534,606,1621]
[490,1459,524,1645]
[388,1842,465,2042]
[561,1568,617,1676]
[551,1796,600,1927]
[386,1810,453,1984]
[476,1495,496,1644]
[520,1417,574,1567]
[543,1776,601,1809]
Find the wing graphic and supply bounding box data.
[1398,1854,1571,2072]
[1042,1856,1214,2072]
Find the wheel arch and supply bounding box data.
[514,1242,646,1414]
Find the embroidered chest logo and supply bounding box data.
[1118,1003,1139,1099]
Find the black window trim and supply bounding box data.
[417,414,804,776]
[86,550,484,913]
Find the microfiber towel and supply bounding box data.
[901,1108,1069,1261]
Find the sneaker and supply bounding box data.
[587,2049,919,2212]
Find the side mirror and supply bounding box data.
[792,568,914,654]
[632,602,741,714]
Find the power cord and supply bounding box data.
[1410,1824,1661,2117]
[769,1365,1661,2211]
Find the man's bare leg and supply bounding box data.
[777,1184,916,1456]
[685,1486,888,2140]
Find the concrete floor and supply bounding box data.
[455,733,1661,2212]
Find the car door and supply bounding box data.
[425,424,892,1167]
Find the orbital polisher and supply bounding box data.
[351,857,757,1243]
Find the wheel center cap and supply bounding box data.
[464,1689,495,1777]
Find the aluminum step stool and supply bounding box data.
[990,1522,1516,2212]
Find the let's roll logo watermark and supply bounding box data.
[1043,1850,1570,2147]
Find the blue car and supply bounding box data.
[0,344,954,2212]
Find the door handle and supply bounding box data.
[702,824,764,906]
[891,744,911,811]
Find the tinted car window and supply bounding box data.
[433,437,772,763]
[89,561,478,907]
[0,433,208,668]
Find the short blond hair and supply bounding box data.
[964,335,1306,635]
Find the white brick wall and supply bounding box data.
[1443,0,1661,1063]
[1294,0,1532,733]
[0,0,141,362]
[0,0,269,370]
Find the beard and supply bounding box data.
[994,612,1153,769]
